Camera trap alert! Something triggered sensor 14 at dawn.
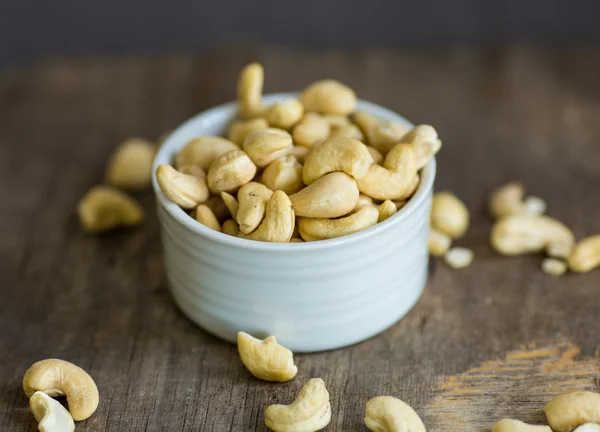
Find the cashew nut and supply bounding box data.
[195,204,221,231]
[291,145,309,164]
[264,378,331,432]
[574,424,600,431]
[222,219,240,236]
[302,136,373,185]
[568,234,600,273]
[400,125,442,169]
[542,258,567,276]
[240,190,295,242]
[30,391,75,432]
[430,192,470,239]
[292,113,331,147]
[491,419,551,432]
[177,163,206,180]
[105,138,155,189]
[444,247,474,269]
[489,182,547,219]
[323,114,350,128]
[290,172,359,218]
[300,79,356,116]
[356,143,418,201]
[378,200,397,222]
[77,186,144,233]
[299,205,378,241]
[364,396,425,432]
[220,191,239,220]
[175,136,239,171]
[201,195,228,222]
[156,164,210,209]
[428,227,452,257]
[23,359,99,421]
[354,111,409,155]
[366,146,384,165]
[262,156,304,195]
[544,391,600,432]
[243,128,293,168]
[237,331,297,382]
[354,194,374,212]
[265,98,305,129]
[237,182,274,234]
[237,62,264,119]
[329,123,364,141]
[227,117,269,146]
[490,215,575,258]
[206,150,257,194]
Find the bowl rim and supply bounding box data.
[152,92,436,251]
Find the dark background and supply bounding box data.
[2,0,600,67]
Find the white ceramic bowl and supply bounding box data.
[152,93,436,352]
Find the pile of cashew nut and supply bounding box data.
[154,62,442,243]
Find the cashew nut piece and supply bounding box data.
[265,98,305,129]
[329,123,364,141]
[428,227,452,257]
[568,234,600,273]
[156,164,210,209]
[30,391,75,432]
[265,378,331,432]
[23,359,99,421]
[291,145,309,164]
[220,192,239,220]
[300,79,356,116]
[175,136,239,171]
[290,172,359,218]
[237,332,297,382]
[366,145,384,165]
[105,138,155,189]
[489,182,547,219]
[356,143,418,201]
[364,396,425,432]
[292,113,331,147]
[378,200,397,222]
[240,190,295,242]
[243,128,293,168]
[222,219,240,236]
[544,391,600,432]
[491,419,551,432]
[237,182,274,234]
[354,111,409,155]
[195,204,221,231]
[262,156,304,195]
[542,258,567,276]
[490,215,575,258]
[444,247,474,269]
[77,186,144,233]
[574,424,600,431]
[430,192,470,239]
[227,117,269,146]
[237,62,264,119]
[302,136,373,185]
[206,150,257,194]
[400,125,442,169]
[299,205,379,241]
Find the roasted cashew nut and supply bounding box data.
[400,124,442,169]
[262,156,304,195]
[265,98,305,129]
[240,191,295,242]
[77,186,144,233]
[491,419,551,432]
[227,117,269,146]
[175,136,239,171]
[105,138,155,189]
[302,136,373,185]
[292,113,331,148]
[237,62,265,119]
[568,235,600,273]
[356,143,418,201]
[265,378,331,432]
[544,391,600,432]
[206,150,257,194]
[299,205,379,241]
[156,164,210,209]
[364,396,426,432]
[290,172,359,218]
[237,182,274,234]
[30,391,75,432]
[354,111,409,155]
[490,215,575,258]
[237,332,297,382]
[430,192,470,239]
[243,128,293,168]
[300,79,356,116]
[489,182,546,219]
[23,359,99,421]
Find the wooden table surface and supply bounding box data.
[1,46,599,431]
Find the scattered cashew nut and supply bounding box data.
[237,182,274,234]
[430,192,470,239]
[300,79,356,116]
[491,419,551,432]
[568,234,600,273]
[206,150,257,194]
[227,118,269,146]
[237,331,297,382]
[237,62,265,119]
[243,128,293,168]
[290,172,359,218]
[542,258,567,276]
[265,378,331,432]
[77,186,144,233]
[156,164,210,209]
[175,136,239,171]
[544,391,600,432]
[428,228,452,257]
[29,391,75,432]
[299,205,379,241]
[444,247,474,269]
[265,98,305,129]
[105,138,155,189]
[240,190,295,242]
[364,396,426,432]
[262,155,304,195]
[489,182,547,219]
[23,359,99,421]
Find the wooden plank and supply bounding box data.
[0,46,598,431]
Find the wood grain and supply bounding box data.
[0,46,599,431]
